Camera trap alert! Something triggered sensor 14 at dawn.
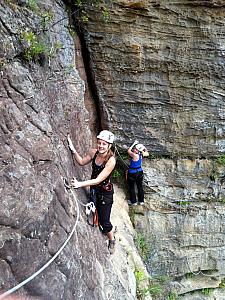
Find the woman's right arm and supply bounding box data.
[72,149,95,166]
[68,135,95,166]
[127,140,139,159]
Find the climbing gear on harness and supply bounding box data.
[86,201,99,227]
[101,182,113,192]
[97,130,114,144]
[85,202,95,215]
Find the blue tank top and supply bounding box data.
[129,154,142,173]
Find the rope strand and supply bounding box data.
[0,184,80,299]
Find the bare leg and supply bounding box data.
[107,229,114,241]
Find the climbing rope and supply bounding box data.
[63,178,97,227]
[0,180,80,300]
[115,145,129,168]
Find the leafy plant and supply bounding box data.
[219,278,225,288]
[134,268,150,300]
[135,233,150,262]
[135,269,145,283]
[148,283,163,297]
[167,292,178,300]
[177,201,191,205]
[201,288,213,295]
[219,198,225,204]
[73,0,111,24]
[112,169,122,179]
[185,272,194,279]
[28,0,39,12]
[20,31,49,61]
[217,154,225,166]
[41,11,54,30]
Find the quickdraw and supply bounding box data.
[86,201,99,227]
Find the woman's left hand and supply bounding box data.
[71,177,82,189]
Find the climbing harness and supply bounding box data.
[0,178,80,300]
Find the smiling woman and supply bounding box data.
[67,130,117,254]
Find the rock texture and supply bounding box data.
[0,1,142,299]
[83,0,225,156]
[81,0,225,298]
[2,0,225,299]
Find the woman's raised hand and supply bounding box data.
[67,135,76,153]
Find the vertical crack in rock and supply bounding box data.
[71,10,103,133]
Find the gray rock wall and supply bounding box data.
[0,1,134,299]
[81,0,225,297]
[2,0,225,299]
[83,0,225,156]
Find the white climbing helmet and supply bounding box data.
[97,130,115,144]
[135,143,145,152]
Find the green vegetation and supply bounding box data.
[219,198,225,204]
[217,154,225,166]
[201,288,213,295]
[167,292,178,300]
[41,11,54,30]
[135,233,151,262]
[134,270,174,300]
[219,277,225,288]
[20,31,49,61]
[112,162,127,187]
[18,1,58,62]
[134,269,151,300]
[135,269,145,283]
[73,0,111,24]
[112,169,122,179]
[185,272,195,279]
[148,283,163,297]
[28,0,39,12]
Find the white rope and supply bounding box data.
[0,187,80,299]
[63,177,90,208]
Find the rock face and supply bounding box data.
[81,0,225,298]
[0,1,140,299]
[1,0,225,299]
[83,0,225,156]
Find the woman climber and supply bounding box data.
[67,130,116,254]
[127,140,149,206]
